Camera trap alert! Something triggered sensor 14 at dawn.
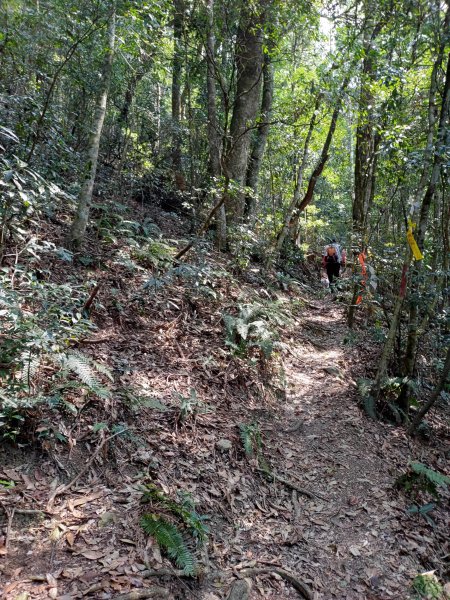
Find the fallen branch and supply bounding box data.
[76,337,113,345]
[83,284,101,314]
[238,567,313,600]
[256,468,315,499]
[47,430,126,509]
[141,568,185,578]
[111,587,170,600]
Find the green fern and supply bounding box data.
[56,351,111,398]
[410,462,450,488]
[140,514,195,575]
[239,423,256,456]
[239,422,272,473]
[20,351,41,386]
[143,484,208,544]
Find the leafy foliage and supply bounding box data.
[141,483,209,575]
[411,572,443,599]
[396,462,449,500]
[0,264,111,440]
[131,239,175,269]
[223,301,290,359]
[140,514,195,575]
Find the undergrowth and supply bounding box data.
[141,484,208,575]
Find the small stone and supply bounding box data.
[216,439,233,452]
[99,511,118,527]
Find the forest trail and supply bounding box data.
[266,299,416,599]
[1,260,446,600]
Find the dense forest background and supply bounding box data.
[0,0,449,598]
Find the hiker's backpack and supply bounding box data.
[325,245,339,263]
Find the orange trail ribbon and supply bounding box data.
[356,251,368,304]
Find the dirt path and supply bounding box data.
[0,279,447,600]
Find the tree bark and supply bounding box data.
[275,92,322,253]
[244,49,274,216]
[67,5,116,249]
[205,0,226,248]
[223,1,265,223]
[408,344,450,434]
[172,0,184,181]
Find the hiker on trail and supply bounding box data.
[322,239,346,287]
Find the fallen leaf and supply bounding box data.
[78,550,106,560]
[72,491,105,507]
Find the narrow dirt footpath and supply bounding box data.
[246,297,441,600]
[0,272,447,600]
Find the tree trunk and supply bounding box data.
[275,92,322,253]
[244,50,274,216]
[370,247,413,407]
[205,0,226,249]
[296,76,349,214]
[223,2,265,223]
[67,5,116,249]
[172,0,184,181]
[401,47,450,401]
[205,0,221,178]
[408,344,450,434]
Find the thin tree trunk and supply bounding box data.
[349,7,387,327]
[67,5,116,249]
[205,0,221,178]
[26,19,101,163]
[370,247,413,406]
[296,76,350,214]
[408,344,450,434]
[205,0,226,249]
[275,92,322,253]
[402,48,450,398]
[172,0,184,181]
[244,50,274,216]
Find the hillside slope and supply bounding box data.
[0,197,449,600]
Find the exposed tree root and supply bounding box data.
[238,566,313,599]
[111,587,170,600]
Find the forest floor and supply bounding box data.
[0,199,449,600]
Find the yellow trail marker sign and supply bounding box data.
[407,219,424,261]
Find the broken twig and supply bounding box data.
[47,429,126,509]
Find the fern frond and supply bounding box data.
[140,514,195,575]
[55,351,110,398]
[410,462,450,487]
[239,424,254,456]
[91,359,114,382]
[143,485,208,544]
[20,351,41,386]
